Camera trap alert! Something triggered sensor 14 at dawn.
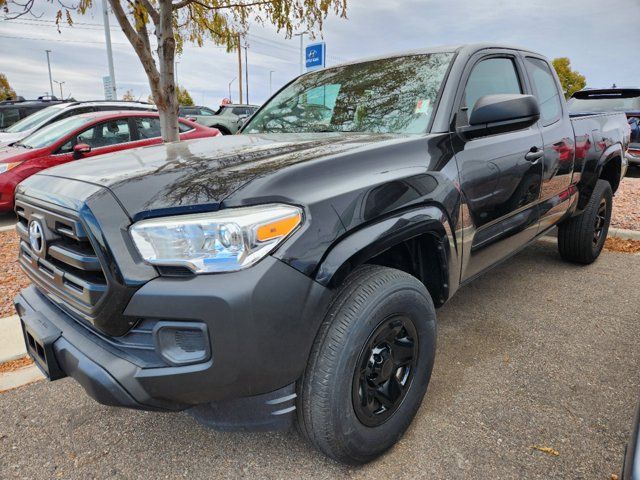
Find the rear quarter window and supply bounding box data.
[525,57,563,125]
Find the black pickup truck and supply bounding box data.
[14,44,629,464]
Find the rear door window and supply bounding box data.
[525,57,563,125]
[0,108,20,128]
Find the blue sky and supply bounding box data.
[0,0,637,106]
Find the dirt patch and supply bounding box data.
[0,356,32,373]
[612,177,640,231]
[604,236,640,254]
[0,231,30,317]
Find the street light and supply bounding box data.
[228,77,236,103]
[53,80,65,99]
[45,50,54,98]
[269,70,275,96]
[175,60,180,86]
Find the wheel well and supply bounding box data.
[332,233,449,307]
[213,125,231,135]
[599,156,621,193]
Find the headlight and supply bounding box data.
[0,162,22,174]
[130,204,303,273]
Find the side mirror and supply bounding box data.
[73,143,91,159]
[459,94,540,139]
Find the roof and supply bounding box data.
[64,100,155,108]
[0,99,68,108]
[303,43,541,74]
[64,111,162,125]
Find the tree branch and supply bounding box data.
[171,0,274,11]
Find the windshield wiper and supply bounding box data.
[13,142,32,149]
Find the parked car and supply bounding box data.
[0,111,218,211]
[14,44,629,465]
[568,87,640,163]
[179,103,258,134]
[0,96,69,130]
[0,100,156,146]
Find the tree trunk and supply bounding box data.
[156,0,179,142]
[107,0,180,143]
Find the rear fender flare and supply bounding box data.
[578,143,623,210]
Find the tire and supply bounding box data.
[557,179,612,264]
[297,265,437,465]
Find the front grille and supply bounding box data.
[16,199,108,325]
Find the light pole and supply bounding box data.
[175,60,180,86]
[102,0,117,100]
[228,77,236,103]
[53,80,65,99]
[293,31,308,75]
[45,50,54,98]
[243,44,249,104]
[269,70,275,96]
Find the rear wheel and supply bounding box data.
[557,179,612,264]
[297,265,436,464]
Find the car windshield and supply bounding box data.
[243,52,454,135]
[568,95,640,113]
[16,116,90,149]
[4,104,67,133]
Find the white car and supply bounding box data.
[0,101,156,146]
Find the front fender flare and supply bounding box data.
[314,205,457,303]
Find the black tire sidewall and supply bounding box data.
[325,280,436,462]
[591,181,613,257]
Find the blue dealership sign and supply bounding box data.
[305,42,326,70]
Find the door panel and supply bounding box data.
[523,56,576,231]
[452,53,544,282]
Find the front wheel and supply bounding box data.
[557,179,612,264]
[297,265,436,464]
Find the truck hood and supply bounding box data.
[0,130,32,147]
[34,132,415,218]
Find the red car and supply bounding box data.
[0,111,219,212]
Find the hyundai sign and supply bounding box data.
[305,42,326,70]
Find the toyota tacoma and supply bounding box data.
[14,44,629,464]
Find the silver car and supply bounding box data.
[179,104,259,135]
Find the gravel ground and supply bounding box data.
[1,240,638,479]
[0,231,30,318]
[612,176,640,231]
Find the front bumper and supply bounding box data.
[627,148,640,166]
[15,256,330,413]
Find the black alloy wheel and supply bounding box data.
[352,315,418,427]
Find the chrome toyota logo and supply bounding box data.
[29,220,45,255]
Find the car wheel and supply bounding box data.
[297,265,436,465]
[557,179,612,264]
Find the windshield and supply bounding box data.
[4,104,67,133]
[568,95,640,113]
[17,116,90,149]
[244,52,454,135]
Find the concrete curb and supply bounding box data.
[0,224,16,233]
[608,227,640,241]
[0,364,44,393]
[0,315,25,364]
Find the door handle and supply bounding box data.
[525,148,544,162]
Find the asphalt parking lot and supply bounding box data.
[1,240,639,479]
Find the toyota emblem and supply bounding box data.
[29,220,45,255]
